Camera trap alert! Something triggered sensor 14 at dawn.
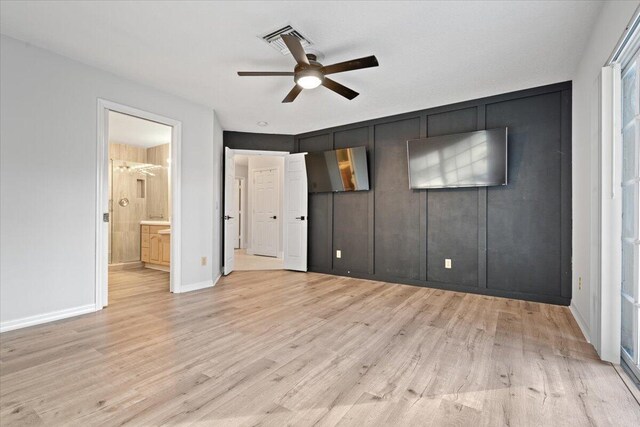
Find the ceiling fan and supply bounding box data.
[237,34,379,103]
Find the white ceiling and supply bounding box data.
[108,111,172,148]
[1,1,602,135]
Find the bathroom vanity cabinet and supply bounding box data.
[141,224,170,267]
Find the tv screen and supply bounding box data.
[305,146,370,193]
[407,128,508,189]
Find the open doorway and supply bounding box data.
[224,148,307,275]
[233,154,284,271]
[107,111,172,303]
[96,100,182,309]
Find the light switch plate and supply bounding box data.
[445,259,452,269]
[201,257,207,266]
[336,250,342,259]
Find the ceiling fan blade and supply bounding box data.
[322,78,359,100]
[281,34,310,66]
[321,55,379,75]
[282,85,303,103]
[237,71,294,76]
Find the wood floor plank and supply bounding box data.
[0,268,638,426]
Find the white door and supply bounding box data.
[233,178,241,249]
[224,147,235,275]
[252,168,279,257]
[284,153,308,271]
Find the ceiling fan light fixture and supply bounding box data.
[296,75,322,89]
[238,33,378,102]
[295,69,323,89]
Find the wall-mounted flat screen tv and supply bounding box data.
[407,128,508,189]
[305,146,370,193]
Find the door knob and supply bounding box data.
[224,215,234,220]
[295,216,306,220]
[270,216,277,219]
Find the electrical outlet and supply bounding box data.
[579,276,582,290]
[201,256,207,266]
[445,259,452,269]
[336,250,342,259]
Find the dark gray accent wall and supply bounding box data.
[485,92,564,296]
[426,107,479,287]
[299,134,333,272]
[333,127,370,275]
[224,131,295,152]
[223,81,572,305]
[374,118,421,280]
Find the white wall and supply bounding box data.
[0,35,222,329]
[571,1,638,345]
[247,156,284,257]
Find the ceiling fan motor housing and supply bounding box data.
[294,60,324,87]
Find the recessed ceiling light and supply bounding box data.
[257,121,268,127]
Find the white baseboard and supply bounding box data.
[246,248,281,258]
[180,280,212,293]
[570,303,591,343]
[0,304,97,333]
[179,273,223,294]
[109,261,143,271]
[144,263,170,272]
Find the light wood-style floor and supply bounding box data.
[1,269,639,426]
[235,249,284,271]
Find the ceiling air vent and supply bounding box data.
[261,25,312,55]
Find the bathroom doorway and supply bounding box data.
[97,100,182,308]
[107,111,172,303]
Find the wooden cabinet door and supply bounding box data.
[141,247,150,262]
[161,235,171,264]
[141,233,150,248]
[141,226,150,262]
[149,234,161,263]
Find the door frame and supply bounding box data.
[250,166,281,258]
[96,99,182,308]
[223,149,289,273]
